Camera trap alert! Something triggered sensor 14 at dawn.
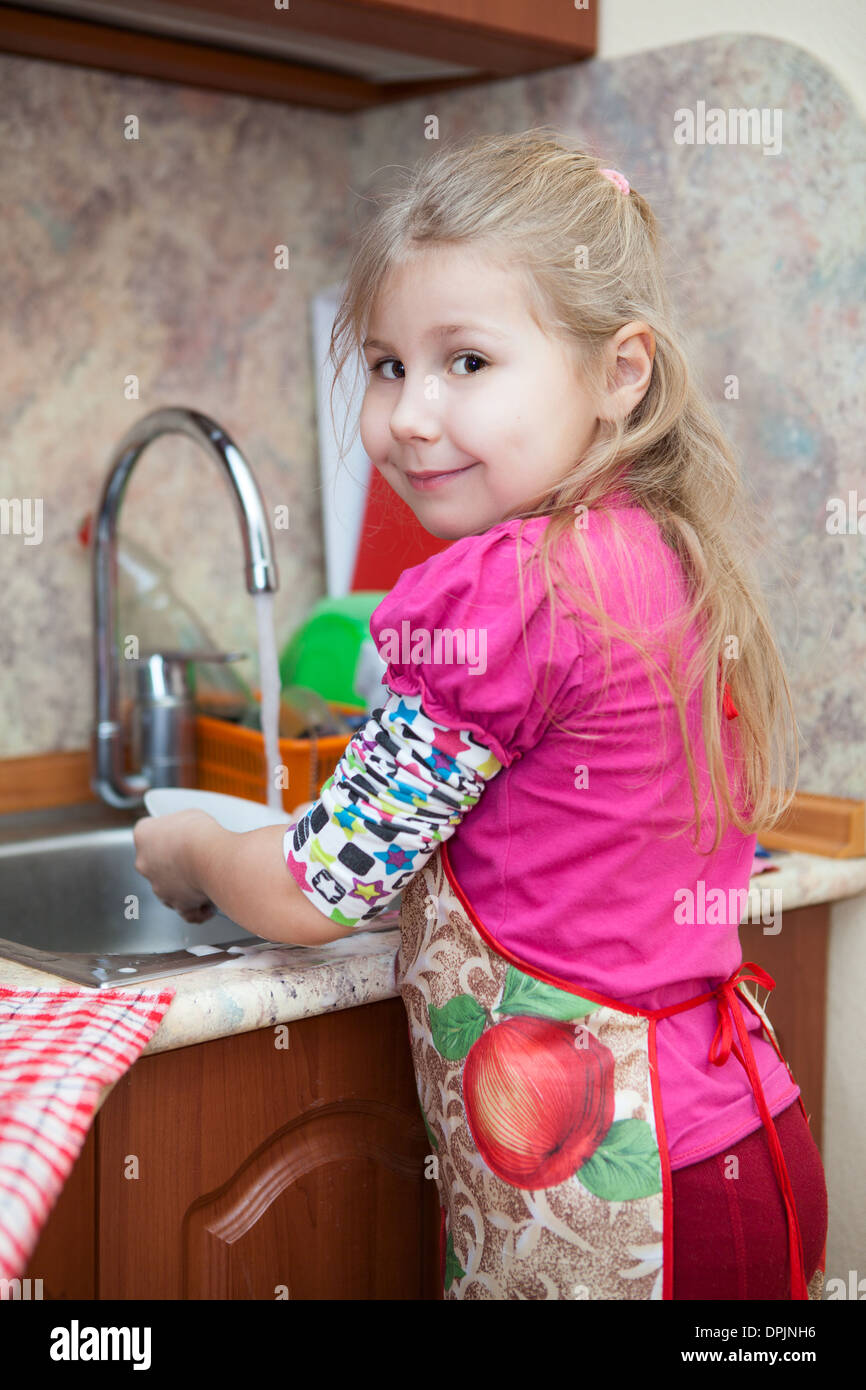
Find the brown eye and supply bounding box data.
[452,352,487,375]
[370,358,403,380]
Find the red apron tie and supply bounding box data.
[708,962,808,1299]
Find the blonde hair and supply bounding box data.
[328,127,799,854]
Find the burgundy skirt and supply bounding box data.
[672,1099,828,1299]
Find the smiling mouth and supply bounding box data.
[405,461,480,489]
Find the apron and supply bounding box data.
[397,839,826,1301]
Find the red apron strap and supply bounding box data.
[709,963,809,1300]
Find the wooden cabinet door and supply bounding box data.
[22,1125,97,1300]
[97,998,441,1299]
[738,901,828,1152]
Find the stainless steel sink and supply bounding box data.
[0,800,282,988]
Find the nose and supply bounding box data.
[388,372,442,444]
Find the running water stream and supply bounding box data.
[252,591,284,812]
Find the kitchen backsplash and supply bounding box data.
[0,34,862,798]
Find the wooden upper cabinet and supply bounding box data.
[0,0,597,109]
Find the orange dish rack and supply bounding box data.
[194,698,363,812]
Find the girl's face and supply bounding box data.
[359,244,602,540]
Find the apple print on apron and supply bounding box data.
[397,840,824,1301]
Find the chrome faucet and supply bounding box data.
[91,407,279,808]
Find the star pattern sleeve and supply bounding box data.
[282,688,502,927]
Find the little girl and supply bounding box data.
[134,129,828,1301]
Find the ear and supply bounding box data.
[598,321,655,423]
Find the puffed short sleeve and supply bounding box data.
[369,518,582,768]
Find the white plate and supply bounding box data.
[143,787,294,833]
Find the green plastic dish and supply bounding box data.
[278,592,387,708]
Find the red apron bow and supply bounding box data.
[708,961,775,1068]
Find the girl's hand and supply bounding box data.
[132,809,221,924]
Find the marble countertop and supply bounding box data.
[741,847,866,920]
[1,847,864,1118]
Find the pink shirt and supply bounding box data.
[370,496,799,1170]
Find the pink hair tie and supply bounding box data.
[599,167,630,195]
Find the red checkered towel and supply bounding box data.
[0,985,174,1282]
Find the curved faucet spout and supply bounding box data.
[91,406,279,808]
